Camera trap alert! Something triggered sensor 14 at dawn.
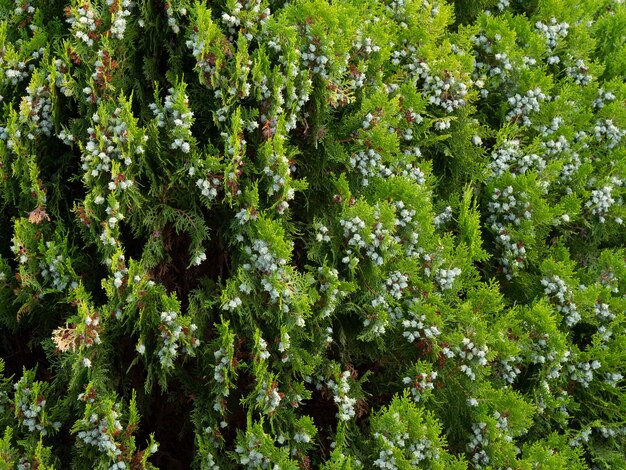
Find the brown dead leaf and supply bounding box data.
[52,325,79,352]
[28,206,50,225]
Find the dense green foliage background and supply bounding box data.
[1,0,625,467]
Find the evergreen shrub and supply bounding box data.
[0,0,625,467]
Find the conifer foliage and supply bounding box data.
[1,0,625,467]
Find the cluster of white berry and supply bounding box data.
[66,2,99,46]
[95,209,117,250]
[523,331,568,379]
[243,238,287,275]
[277,330,290,362]
[189,249,207,266]
[420,0,441,19]
[243,245,293,311]
[558,133,587,183]
[392,200,415,229]
[16,458,35,470]
[2,56,29,86]
[300,38,332,79]
[396,161,426,184]
[543,134,570,158]
[21,83,53,139]
[108,0,134,40]
[286,73,311,134]
[372,440,399,468]
[150,87,194,154]
[157,310,200,369]
[339,215,366,263]
[76,406,123,462]
[29,47,45,62]
[566,59,592,85]
[110,253,127,289]
[433,119,451,131]
[400,125,414,142]
[14,379,48,434]
[353,34,381,57]
[81,107,146,182]
[566,359,601,388]
[349,148,390,186]
[384,0,410,25]
[597,324,614,343]
[494,355,522,385]
[222,295,242,312]
[535,17,569,59]
[198,427,221,468]
[165,2,187,34]
[194,170,221,201]
[221,0,269,39]
[292,430,312,445]
[496,0,510,11]
[253,75,272,105]
[472,34,514,83]
[505,88,547,126]
[487,187,532,277]
[493,410,512,442]
[390,43,418,75]
[585,185,616,223]
[327,370,356,421]
[101,192,123,229]
[234,433,273,468]
[401,309,441,343]
[0,84,52,151]
[39,241,75,292]
[568,426,592,448]
[435,267,461,291]
[592,88,616,109]
[391,202,422,257]
[257,336,270,360]
[262,152,291,197]
[537,115,563,136]
[212,347,232,413]
[487,140,546,180]
[373,208,394,258]
[0,126,9,144]
[467,422,490,468]
[541,275,581,326]
[422,72,468,113]
[594,302,615,323]
[185,24,217,81]
[255,379,282,414]
[385,271,409,300]
[318,266,343,318]
[402,370,437,403]
[315,223,331,243]
[454,337,489,381]
[13,0,35,18]
[10,234,30,264]
[433,206,453,229]
[593,118,624,149]
[365,294,390,326]
[51,59,73,97]
[373,430,438,468]
[408,436,440,466]
[605,372,623,387]
[361,111,380,130]
[322,325,334,344]
[598,426,626,439]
